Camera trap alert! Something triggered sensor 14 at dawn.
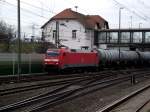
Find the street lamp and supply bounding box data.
[119,7,123,63]
[119,7,124,30]
[139,23,142,43]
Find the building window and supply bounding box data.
[53,30,56,39]
[72,30,77,39]
[96,23,101,29]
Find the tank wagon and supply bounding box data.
[138,51,150,65]
[97,49,139,67]
[44,48,150,72]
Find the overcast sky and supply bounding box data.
[0,0,150,37]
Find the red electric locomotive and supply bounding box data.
[44,48,99,72]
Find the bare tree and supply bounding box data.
[0,20,16,52]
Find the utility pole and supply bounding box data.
[0,0,2,17]
[130,16,132,29]
[118,7,123,63]
[17,0,21,80]
[56,21,59,48]
[139,22,142,29]
[31,24,35,42]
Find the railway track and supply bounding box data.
[0,71,109,84]
[0,74,109,96]
[98,81,150,112]
[0,76,130,112]
[1,69,150,112]
[0,70,127,96]
[135,99,150,112]
[1,68,149,96]
[0,67,148,84]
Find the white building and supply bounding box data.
[41,8,109,49]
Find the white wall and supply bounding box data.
[43,20,94,49]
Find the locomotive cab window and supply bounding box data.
[47,52,59,57]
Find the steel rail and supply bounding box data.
[27,77,131,112]
[0,69,131,96]
[1,68,150,112]
[0,75,99,96]
[0,75,131,112]
[0,72,119,96]
[98,83,150,112]
[0,67,148,84]
[135,98,150,112]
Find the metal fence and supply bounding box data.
[0,53,45,75]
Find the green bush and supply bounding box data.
[8,42,56,53]
[0,43,8,52]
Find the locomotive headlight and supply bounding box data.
[44,59,59,62]
[52,59,59,62]
[44,59,51,61]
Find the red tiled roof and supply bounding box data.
[41,8,109,29]
[51,8,81,19]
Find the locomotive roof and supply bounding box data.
[47,48,97,53]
